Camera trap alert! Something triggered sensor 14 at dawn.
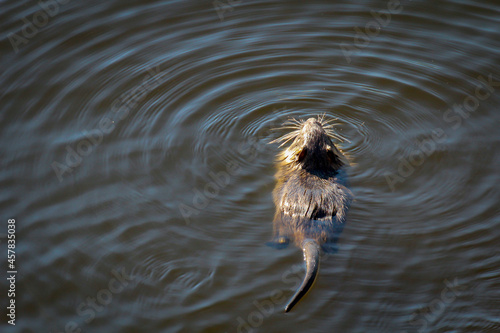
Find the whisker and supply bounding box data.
[327,131,351,143]
[278,137,296,147]
[325,127,346,137]
[281,124,300,130]
[323,123,342,129]
[271,134,298,147]
[281,124,301,130]
[272,126,301,131]
[270,129,301,144]
[272,116,351,147]
[321,117,339,125]
[283,118,302,127]
[273,134,294,143]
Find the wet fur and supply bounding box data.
[269,116,352,311]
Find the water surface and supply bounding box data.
[1,0,499,332]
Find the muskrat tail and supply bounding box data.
[285,239,320,313]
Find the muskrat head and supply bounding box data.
[272,116,347,174]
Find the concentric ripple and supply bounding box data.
[1,0,499,332]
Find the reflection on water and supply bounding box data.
[1,0,499,332]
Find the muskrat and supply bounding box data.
[268,116,352,312]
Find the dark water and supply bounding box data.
[1,0,500,332]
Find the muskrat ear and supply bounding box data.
[297,147,307,162]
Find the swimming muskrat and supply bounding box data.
[268,116,352,312]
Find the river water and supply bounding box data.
[1,0,499,332]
